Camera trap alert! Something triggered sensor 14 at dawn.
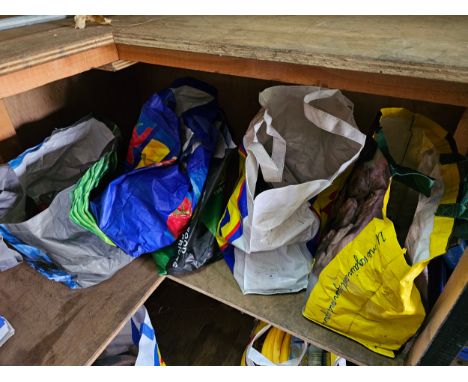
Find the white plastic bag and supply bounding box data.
[218,86,366,255]
[233,242,312,295]
[245,324,308,366]
[0,315,14,347]
[96,305,164,366]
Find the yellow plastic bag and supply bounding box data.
[304,182,425,357]
[303,108,462,358]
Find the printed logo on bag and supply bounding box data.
[177,228,191,256]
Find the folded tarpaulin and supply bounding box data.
[91,79,231,257]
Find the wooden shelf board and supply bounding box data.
[168,260,405,366]
[0,17,114,75]
[0,255,162,365]
[1,16,468,105]
[117,44,468,107]
[112,15,468,84]
[1,16,468,84]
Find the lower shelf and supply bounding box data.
[145,279,255,365]
[0,254,407,365]
[169,260,406,366]
[0,256,162,366]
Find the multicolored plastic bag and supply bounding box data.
[69,149,118,246]
[153,141,235,275]
[303,108,464,357]
[91,79,231,257]
[0,116,116,224]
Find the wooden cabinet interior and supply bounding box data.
[0,16,467,366]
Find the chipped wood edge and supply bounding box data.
[96,60,136,72]
[0,44,119,99]
[406,250,468,365]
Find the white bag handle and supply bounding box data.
[245,324,308,366]
[247,111,287,183]
[303,90,366,146]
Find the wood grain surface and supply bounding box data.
[0,256,162,365]
[112,16,468,83]
[406,251,468,365]
[1,16,467,103]
[118,44,468,107]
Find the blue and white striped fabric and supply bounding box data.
[103,305,164,366]
[131,305,164,366]
[0,315,14,347]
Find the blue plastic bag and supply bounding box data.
[91,79,231,257]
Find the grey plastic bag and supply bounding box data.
[0,235,21,272]
[0,116,117,224]
[0,116,134,288]
[1,186,133,288]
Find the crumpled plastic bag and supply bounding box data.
[0,116,133,288]
[153,126,235,275]
[0,235,21,272]
[303,108,463,357]
[91,78,231,257]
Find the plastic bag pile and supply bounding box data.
[1,79,465,358]
[0,78,235,287]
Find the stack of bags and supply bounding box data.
[216,85,467,358]
[0,78,235,287]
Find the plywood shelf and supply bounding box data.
[1,16,468,105]
[0,256,162,365]
[168,260,405,366]
[3,16,468,84]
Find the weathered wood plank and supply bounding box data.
[1,16,468,85]
[0,17,113,75]
[406,251,468,365]
[112,16,468,83]
[0,256,163,365]
[117,45,468,107]
[0,45,119,99]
